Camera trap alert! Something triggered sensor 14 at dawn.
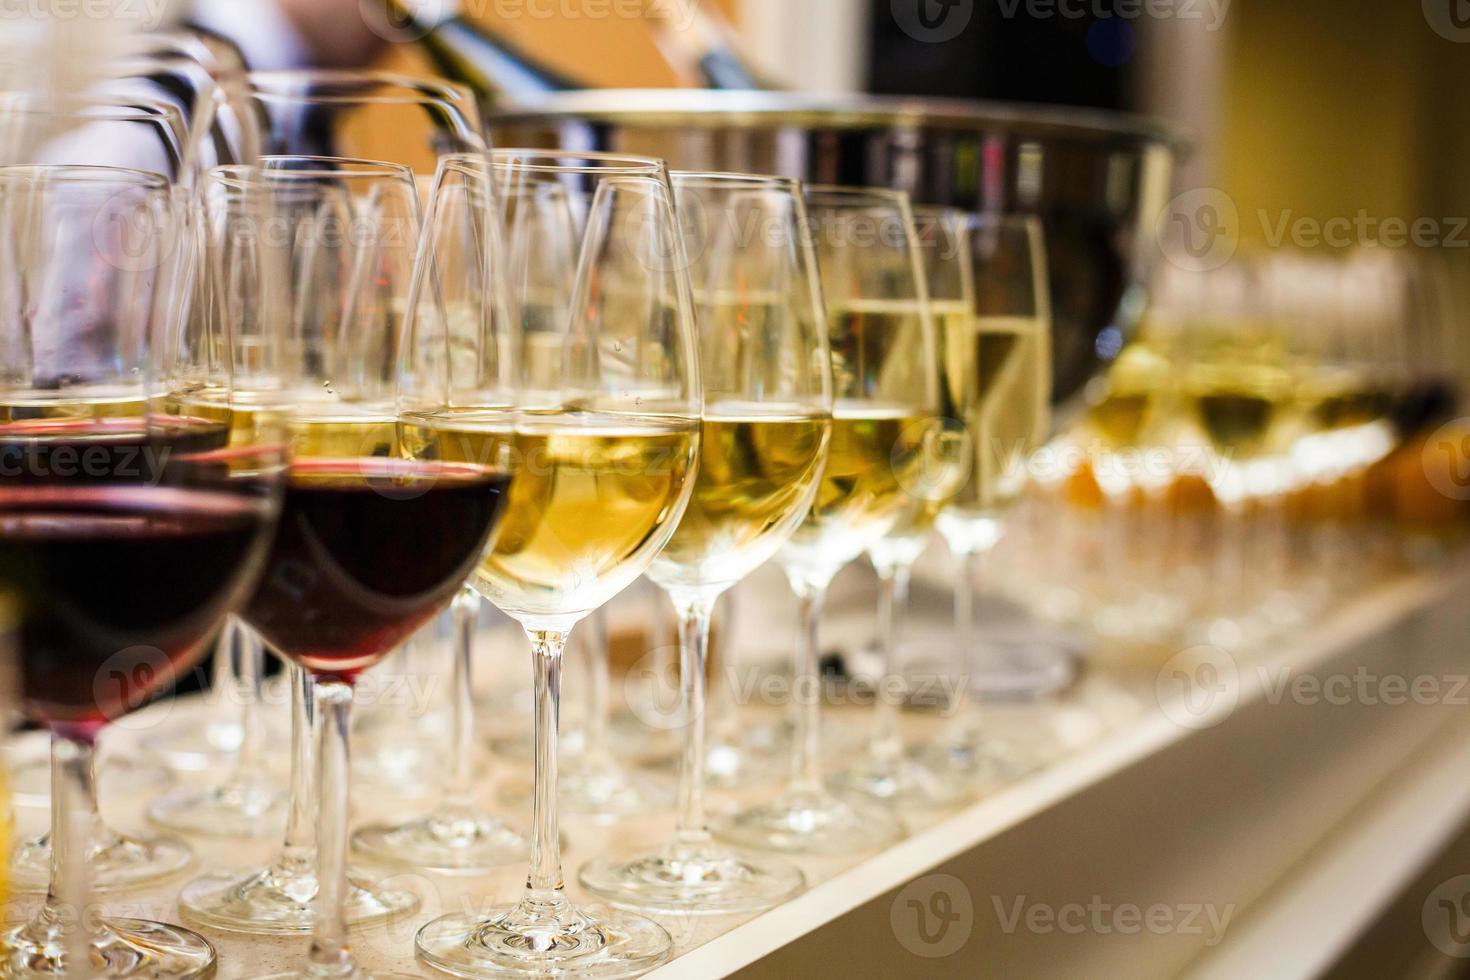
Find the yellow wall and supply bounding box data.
[1218,0,1449,249]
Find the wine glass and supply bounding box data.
[219,158,512,980]
[921,213,1054,782]
[0,163,283,978]
[89,43,299,841]
[348,153,532,874]
[175,158,427,938]
[414,149,700,979]
[485,169,674,822]
[579,172,830,913]
[2,96,217,898]
[176,67,491,930]
[828,205,975,809]
[712,185,943,855]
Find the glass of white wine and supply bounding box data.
[487,173,675,822]
[712,185,943,855]
[829,206,975,809]
[579,172,831,912]
[414,150,700,979]
[921,213,1055,782]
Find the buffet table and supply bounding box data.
[9,554,1469,979]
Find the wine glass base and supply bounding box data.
[827,755,976,810]
[147,781,287,839]
[351,812,530,874]
[6,914,216,979]
[712,787,904,855]
[10,828,193,892]
[498,759,672,823]
[415,904,672,979]
[579,843,804,915]
[177,864,420,935]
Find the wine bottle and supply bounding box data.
[381,0,583,100]
[643,3,777,90]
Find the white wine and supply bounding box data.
[779,401,928,577]
[1183,361,1293,458]
[407,410,698,628]
[942,314,1051,525]
[649,404,828,593]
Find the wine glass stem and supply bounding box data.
[227,618,267,787]
[947,548,984,741]
[280,663,317,875]
[307,679,355,978]
[49,730,99,975]
[789,586,827,795]
[526,629,571,907]
[671,595,715,847]
[442,586,480,816]
[583,607,610,751]
[870,561,913,767]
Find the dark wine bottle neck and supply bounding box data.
[384,0,583,97]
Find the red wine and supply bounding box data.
[0,415,230,485]
[0,485,270,732]
[244,458,511,682]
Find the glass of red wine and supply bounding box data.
[176,66,487,934]
[192,157,511,980]
[0,96,223,899]
[0,164,284,978]
[349,152,532,875]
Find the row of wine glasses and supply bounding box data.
[1002,248,1470,658]
[0,67,1061,980]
